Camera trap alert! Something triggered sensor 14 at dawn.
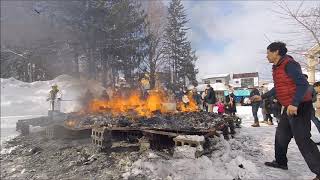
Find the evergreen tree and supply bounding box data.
[38,0,148,87]
[2,0,148,87]
[164,0,198,88]
[140,0,167,89]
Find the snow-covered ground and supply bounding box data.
[1,75,105,144]
[123,107,320,180]
[1,76,320,179]
[1,115,42,144]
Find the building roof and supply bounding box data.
[196,83,228,91]
[202,73,230,79]
[233,72,259,79]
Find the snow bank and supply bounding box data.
[124,137,261,180]
[123,106,320,180]
[1,75,105,117]
[1,75,105,144]
[0,145,21,155]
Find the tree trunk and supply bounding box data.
[101,50,108,87]
[74,51,80,78]
[149,61,156,89]
[111,64,116,88]
[88,48,95,80]
[124,69,134,88]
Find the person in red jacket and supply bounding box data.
[216,99,225,115]
[253,42,320,180]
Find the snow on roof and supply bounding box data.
[202,73,230,79]
[196,83,228,91]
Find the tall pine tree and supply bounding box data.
[164,0,198,89]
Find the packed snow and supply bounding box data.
[1,75,105,117]
[1,75,105,144]
[1,76,320,179]
[123,107,320,180]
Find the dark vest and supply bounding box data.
[272,56,311,106]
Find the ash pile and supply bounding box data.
[70,112,240,132]
[84,112,241,154]
[5,111,242,180]
[138,112,232,131]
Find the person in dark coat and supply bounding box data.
[192,89,202,107]
[205,84,216,112]
[262,96,274,125]
[252,42,320,179]
[304,75,320,136]
[265,97,274,122]
[202,89,208,112]
[225,90,237,115]
[249,87,262,127]
[271,97,282,123]
[313,81,320,145]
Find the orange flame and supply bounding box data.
[64,119,79,128]
[178,93,199,112]
[87,89,199,117]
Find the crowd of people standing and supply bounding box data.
[180,84,237,116]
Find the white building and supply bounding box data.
[232,72,259,88]
[201,74,230,85]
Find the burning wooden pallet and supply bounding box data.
[91,126,143,149]
[91,126,112,148]
[91,126,218,154]
[45,124,92,139]
[16,111,68,136]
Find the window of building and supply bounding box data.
[204,80,210,84]
[241,78,254,87]
[216,80,222,83]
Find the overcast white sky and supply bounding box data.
[2,1,318,81]
[178,1,318,80]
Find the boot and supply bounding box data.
[251,122,260,127]
[316,142,320,146]
[260,120,268,124]
[265,160,288,170]
[230,129,236,135]
[313,175,320,180]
